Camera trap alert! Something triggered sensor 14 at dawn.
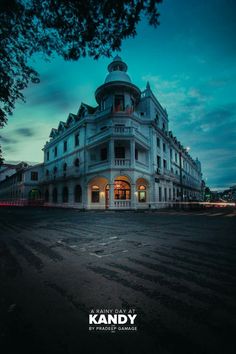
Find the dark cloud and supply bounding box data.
[0,136,18,144]
[14,128,36,137]
[28,83,72,112]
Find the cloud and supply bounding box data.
[14,127,36,137]
[0,136,18,144]
[142,73,236,188]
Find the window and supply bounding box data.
[163,159,167,169]
[46,169,49,176]
[47,151,49,161]
[53,166,58,174]
[114,180,131,200]
[91,185,100,203]
[157,155,161,168]
[175,152,178,163]
[31,171,38,181]
[62,186,68,203]
[156,137,160,148]
[100,126,107,131]
[63,140,67,152]
[101,147,108,161]
[75,134,79,147]
[163,122,166,131]
[114,95,124,112]
[163,143,166,152]
[74,185,82,203]
[135,148,138,160]
[138,185,146,203]
[169,188,172,200]
[54,146,58,157]
[115,146,125,159]
[170,149,173,160]
[63,163,67,171]
[74,158,80,167]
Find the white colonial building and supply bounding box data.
[0,56,203,208]
[41,56,202,209]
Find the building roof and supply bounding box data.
[105,70,131,84]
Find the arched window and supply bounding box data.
[74,158,80,167]
[52,188,57,203]
[138,185,146,203]
[53,166,57,174]
[45,190,49,202]
[114,180,131,200]
[63,163,67,171]
[62,186,68,203]
[91,185,100,203]
[74,185,82,203]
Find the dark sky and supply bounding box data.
[1,0,236,189]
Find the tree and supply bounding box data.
[0,0,162,126]
[0,145,4,165]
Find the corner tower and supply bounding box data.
[95,55,141,112]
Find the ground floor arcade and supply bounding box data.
[41,173,201,209]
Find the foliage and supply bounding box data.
[0,0,162,126]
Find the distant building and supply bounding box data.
[0,162,43,203]
[0,56,203,208]
[0,162,22,182]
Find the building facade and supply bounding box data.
[0,56,203,208]
[0,162,43,204]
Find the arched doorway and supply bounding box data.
[114,180,131,200]
[87,176,108,209]
[62,186,69,203]
[138,185,146,202]
[136,178,149,205]
[28,189,41,201]
[52,188,57,203]
[45,189,49,202]
[74,185,82,203]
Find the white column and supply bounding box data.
[131,183,136,209]
[130,139,135,168]
[109,139,115,167]
[109,183,114,209]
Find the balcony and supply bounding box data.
[113,159,131,167]
[88,126,149,146]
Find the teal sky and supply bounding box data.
[1,0,236,189]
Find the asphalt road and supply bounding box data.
[0,207,236,354]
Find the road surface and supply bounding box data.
[0,207,236,354]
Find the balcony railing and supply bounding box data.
[113,159,131,167]
[114,200,131,208]
[88,126,148,145]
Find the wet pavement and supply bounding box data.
[0,207,236,354]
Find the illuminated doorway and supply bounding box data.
[114,179,131,200]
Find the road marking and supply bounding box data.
[225,213,236,217]
[208,213,223,216]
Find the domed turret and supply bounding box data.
[95,56,141,109]
[105,56,131,84]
